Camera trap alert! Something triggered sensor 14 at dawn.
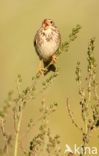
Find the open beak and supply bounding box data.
[44,22,49,27]
[42,20,49,28]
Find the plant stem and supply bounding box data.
[14,106,23,156]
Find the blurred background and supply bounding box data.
[0,0,99,155]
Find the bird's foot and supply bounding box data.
[51,54,57,64]
[36,67,47,78]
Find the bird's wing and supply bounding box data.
[33,31,42,60]
[33,33,37,47]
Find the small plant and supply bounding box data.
[0,25,81,156]
[27,100,61,156]
[66,38,99,156]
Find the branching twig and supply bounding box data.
[66,98,82,131]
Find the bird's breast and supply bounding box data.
[36,27,60,61]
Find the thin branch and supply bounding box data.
[66,98,82,131]
[14,104,23,156]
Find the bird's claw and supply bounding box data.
[36,68,47,78]
[51,54,57,64]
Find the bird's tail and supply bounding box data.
[43,61,56,75]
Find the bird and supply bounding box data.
[34,19,61,75]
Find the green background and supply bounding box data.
[0,0,99,155]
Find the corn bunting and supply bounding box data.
[34,19,61,74]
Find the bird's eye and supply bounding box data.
[50,20,53,24]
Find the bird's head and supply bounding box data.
[42,19,55,29]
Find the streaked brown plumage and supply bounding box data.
[34,19,61,73]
